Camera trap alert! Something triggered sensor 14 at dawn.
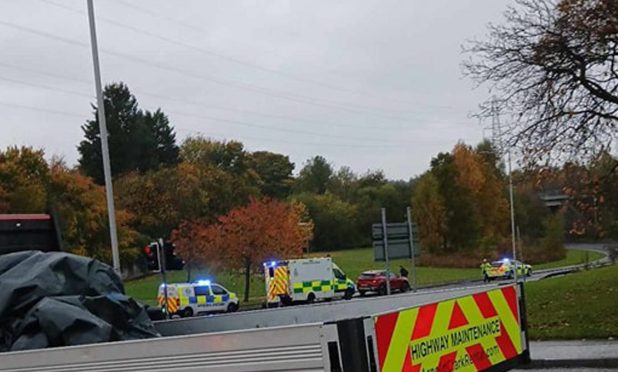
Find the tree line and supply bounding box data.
[1,83,616,275]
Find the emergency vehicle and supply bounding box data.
[485,258,532,280]
[264,257,356,306]
[157,280,239,317]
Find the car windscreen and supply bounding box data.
[491,261,504,267]
[359,272,378,279]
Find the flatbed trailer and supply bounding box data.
[1,284,530,372]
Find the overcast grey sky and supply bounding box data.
[0,0,511,179]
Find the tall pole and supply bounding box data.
[381,208,391,295]
[492,97,518,283]
[508,150,518,283]
[87,0,120,273]
[406,207,417,292]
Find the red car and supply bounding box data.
[356,270,410,296]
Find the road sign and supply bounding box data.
[372,222,420,261]
[372,223,419,241]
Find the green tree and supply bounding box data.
[295,156,333,194]
[412,174,447,254]
[250,151,294,198]
[292,192,358,250]
[430,152,480,252]
[78,83,178,183]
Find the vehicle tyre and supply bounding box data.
[227,303,239,313]
[378,284,387,296]
[359,290,367,297]
[527,269,532,277]
[182,307,194,318]
[507,271,514,279]
[400,282,410,292]
[281,296,293,306]
[306,293,316,304]
[344,288,354,300]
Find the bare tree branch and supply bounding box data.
[463,0,618,163]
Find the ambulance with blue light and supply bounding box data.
[264,257,356,307]
[157,280,239,317]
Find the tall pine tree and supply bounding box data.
[78,83,178,183]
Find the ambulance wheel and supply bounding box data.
[306,293,316,304]
[344,288,354,300]
[181,307,193,318]
[227,303,239,313]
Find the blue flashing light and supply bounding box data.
[502,258,511,264]
[270,261,276,267]
[196,279,211,286]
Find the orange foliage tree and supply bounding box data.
[173,197,313,301]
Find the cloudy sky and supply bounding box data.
[0,0,511,179]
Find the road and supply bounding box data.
[157,244,610,336]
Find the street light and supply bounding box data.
[87,0,120,273]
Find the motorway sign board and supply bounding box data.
[372,222,420,261]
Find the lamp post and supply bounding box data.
[87,0,120,273]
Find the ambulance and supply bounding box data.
[157,280,239,317]
[264,257,356,306]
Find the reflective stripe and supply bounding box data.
[157,295,179,313]
[268,266,289,302]
[292,280,332,293]
[375,286,523,371]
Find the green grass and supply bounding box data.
[308,247,479,286]
[533,249,604,270]
[526,264,618,340]
[125,247,604,308]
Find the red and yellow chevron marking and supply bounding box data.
[374,286,522,372]
[267,266,289,302]
[157,295,180,314]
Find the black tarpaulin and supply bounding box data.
[0,251,160,352]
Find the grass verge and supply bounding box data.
[526,264,618,340]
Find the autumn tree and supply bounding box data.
[180,137,260,207]
[429,152,480,252]
[0,146,49,213]
[172,198,313,301]
[464,0,618,162]
[47,160,139,264]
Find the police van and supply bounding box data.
[264,257,356,306]
[157,280,239,317]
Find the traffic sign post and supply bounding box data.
[372,207,421,293]
[380,208,391,296]
[372,223,420,260]
[406,206,417,292]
